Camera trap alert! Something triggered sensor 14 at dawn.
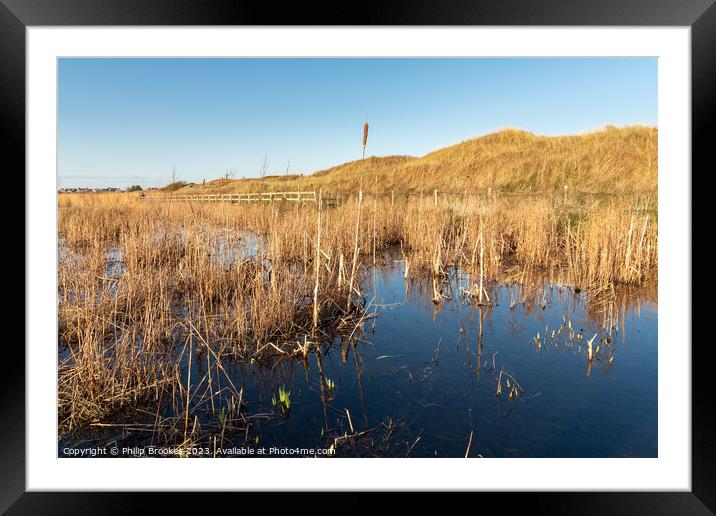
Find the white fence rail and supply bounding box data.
[143,191,323,204]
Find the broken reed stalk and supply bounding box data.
[338,253,345,290]
[207,346,215,416]
[465,430,474,458]
[346,408,354,433]
[312,189,322,334]
[432,238,443,303]
[184,335,193,441]
[587,333,598,361]
[635,214,649,281]
[478,224,485,303]
[401,242,409,280]
[346,190,363,311]
[315,350,330,431]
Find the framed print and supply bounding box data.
[7,0,715,511]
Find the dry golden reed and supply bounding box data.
[56,124,657,448]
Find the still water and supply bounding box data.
[60,256,657,458]
[180,260,656,458]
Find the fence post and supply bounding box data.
[563,184,568,204]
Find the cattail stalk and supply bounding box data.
[312,189,322,333]
[362,122,369,160]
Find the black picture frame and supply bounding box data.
[7,0,714,512]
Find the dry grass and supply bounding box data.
[172,125,656,195]
[58,194,367,441]
[57,129,658,448]
[58,193,656,431]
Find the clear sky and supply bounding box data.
[58,58,657,188]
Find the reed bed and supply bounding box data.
[57,190,656,446]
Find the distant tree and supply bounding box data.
[127,185,143,192]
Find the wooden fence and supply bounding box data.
[141,187,656,209]
[143,191,337,207]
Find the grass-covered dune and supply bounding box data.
[173,125,657,195]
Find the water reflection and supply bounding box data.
[60,252,657,458]
[227,264,654,457]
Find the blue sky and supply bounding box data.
[58,58,657,188]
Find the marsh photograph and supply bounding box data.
[58,57,657,458]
